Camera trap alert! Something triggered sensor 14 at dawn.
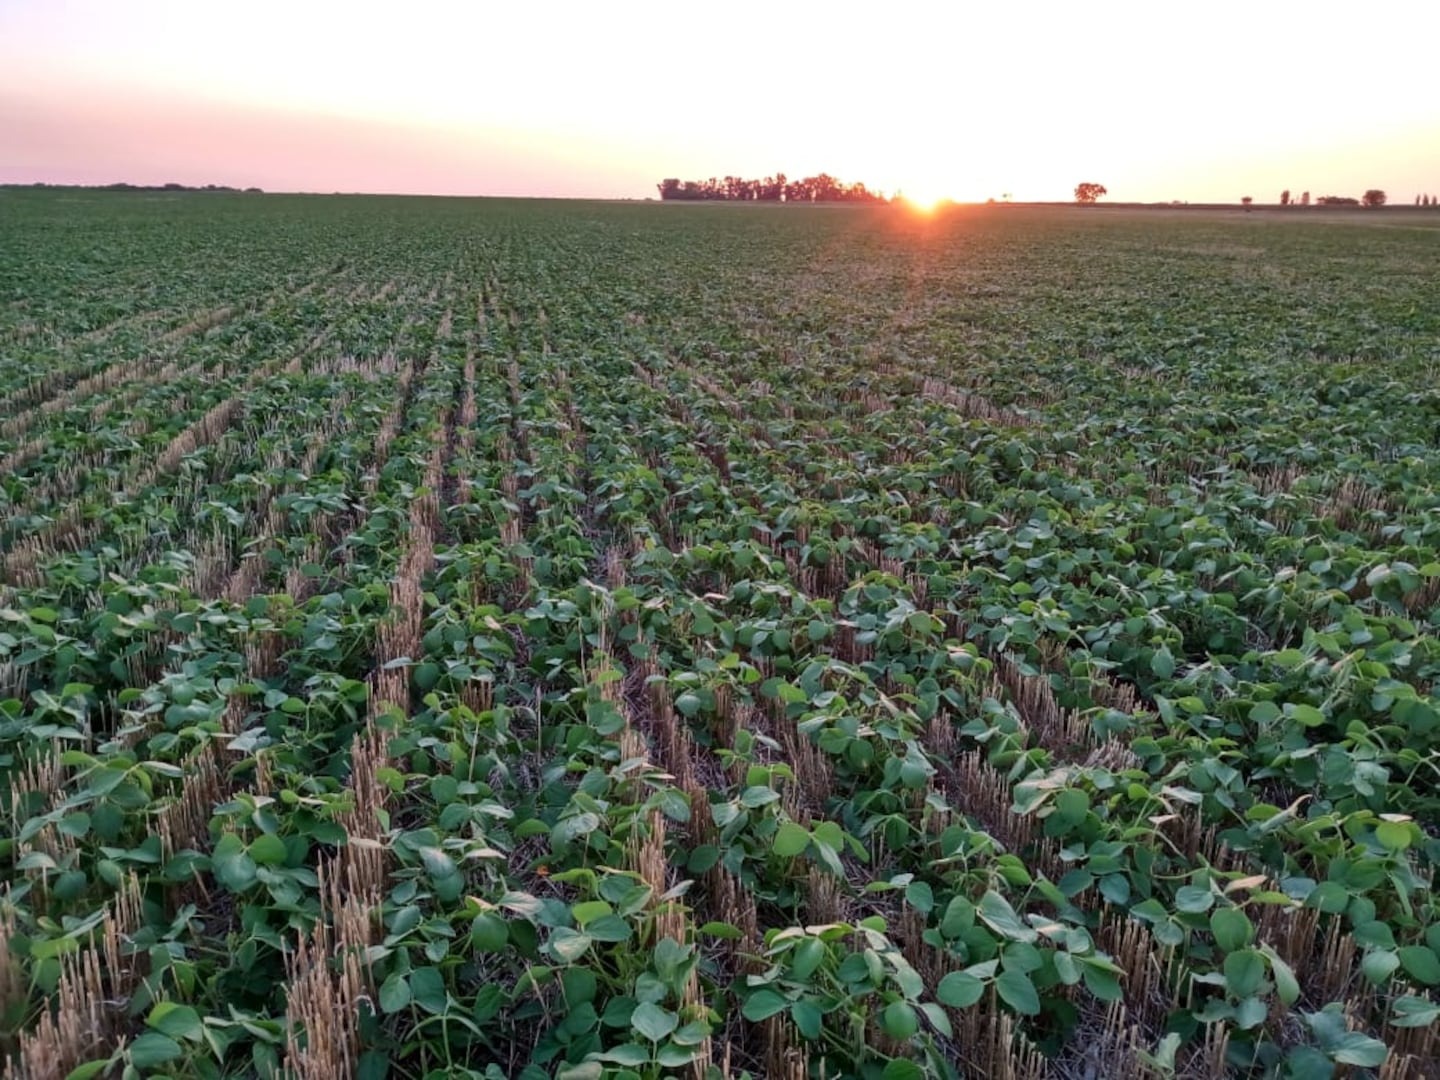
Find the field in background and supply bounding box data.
[1,192,1437,1079]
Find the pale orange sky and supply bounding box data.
[2,0,1438,203]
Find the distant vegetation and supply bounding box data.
[1073,182,1108,203]
[656,174,887,202]
[10,181,264,193]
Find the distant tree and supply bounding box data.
[1362,189,1387,207]
[1074,182,1107,204]
[1300,191,1311,206]
[654,172,886,205]
[1241,196,1253,208]
[1317,195,1360,206]
[1280,189,1290,206]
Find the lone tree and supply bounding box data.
[1300,191,1311,206]
[1362,189,1387,207]
[1280,189,1290,206]
[1241,196,1253,208]
[1074,182,1107,204]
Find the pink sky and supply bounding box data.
[3,0,1438,203]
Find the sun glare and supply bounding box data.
[900,187,949,213]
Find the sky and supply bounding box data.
[1,0,1438,204]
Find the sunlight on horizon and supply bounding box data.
[2,0,1438,202]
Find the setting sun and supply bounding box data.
[900,190,947,213]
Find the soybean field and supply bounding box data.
[1,190,1438,1080]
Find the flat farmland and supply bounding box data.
[1,191,1437,1079]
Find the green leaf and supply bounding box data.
[1001,942,1043,974]
[1330,1032,1388,1067]
[379,972,410,1013]
[1209,907,1253,952]
[1390,995,1440,1028]
[742,990,789,1021]
[1053,788,1090,827]
[881,1061,924,1080]
[1081,962,1123,1002]
[995,970,1040,1015]
[419,846,458,881]
[1361,949,1401,984]
[1224,950,1265,998]
[881,1001,919,1040]
[1263,947,1300,1006]
[1307,881,1350,913]
[548,927,592,963]
[791,1000,823,1040]
[1175,884,1214,914]
[1248,700,1282,725]
[147,1002,202,1040]
[790,938,825,982]
[656,1043,698,1068]
[699,921,743,940]
[630,1001,678,1042]
[1353,921,1396,950]
[409,966,448,1014]
[1285,1046,1335,1079]
[571,901,612,926]
[471,912,508,952]
[978,890,1037,943]
[1374,820,1411,852]
[585,915,632,943]
[1150,647,1175,679]
[130,1033,183,1069]
[595,1043,649,1066]
[1058,868,1094,897]
[939,897,975,938]
[936,971,985,1008]
[1234,995,1268,1030]
[905,880,934,915]
[739,785,780,808]
[248,833,287,866]
[1397,945,1440,985]
[671,1020,710,1046]
[212,832,257,892]
[773,822,810,858]
[687,845,720,873]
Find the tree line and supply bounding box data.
[656,174,888,203]
[1278,189,1438,207]
[11,181,265,193]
